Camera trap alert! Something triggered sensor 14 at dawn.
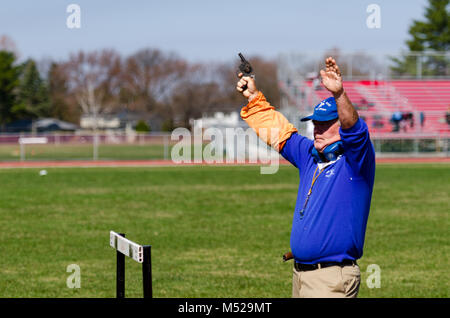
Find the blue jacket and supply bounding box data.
[280,118,376,264]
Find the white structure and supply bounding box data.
[190,111,280,161]
[191,112,243,130]
[80,115,120,129]
[110,231,144,263]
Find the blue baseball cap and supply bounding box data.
[300,97,338,122]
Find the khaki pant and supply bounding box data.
[292,264,360,298]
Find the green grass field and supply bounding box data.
[0,163,448,298]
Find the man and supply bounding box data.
[236,57,375,298]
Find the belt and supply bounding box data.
[294,259,357,272]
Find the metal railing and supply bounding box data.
[0,132,173,162]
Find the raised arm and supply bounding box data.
[320,57,375,180]
[236,73,298,152]
[320,57,359,129]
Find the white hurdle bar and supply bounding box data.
[109,231,152,298]
[18,137,48,161]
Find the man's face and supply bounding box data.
[313,119,341,153]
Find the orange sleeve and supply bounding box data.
[240,91,298,152]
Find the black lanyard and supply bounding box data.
[299,166,324,219]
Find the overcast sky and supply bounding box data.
[0,0,429,63]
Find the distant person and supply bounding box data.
[446,107,450,126]
[359,98,369,110]
[408,112,414,129]
[391,111,402,132]
[420,112,425,130]
[236,57,375,298]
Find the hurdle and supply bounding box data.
[18,137,48,161]
[109,231,152,298]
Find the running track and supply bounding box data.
[0,157,449,168]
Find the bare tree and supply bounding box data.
[121,49,188,113]
[165,56,281,129]
[0,35,19,58]
[48,62,79,123]
[57,49,123,159]
[167,63,223,128]
[64,49,123,129]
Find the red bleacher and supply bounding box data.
[305,80,450,135]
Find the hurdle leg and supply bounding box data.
[142,245,152,298]
[116,233,126,298]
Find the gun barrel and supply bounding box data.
[238,52,246,62]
